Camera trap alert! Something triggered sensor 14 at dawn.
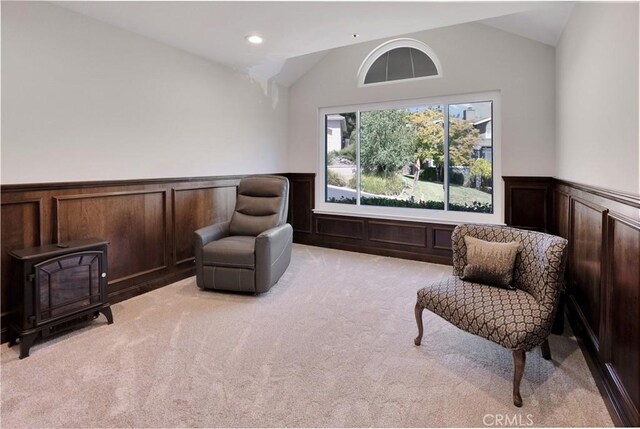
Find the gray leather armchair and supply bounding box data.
[194,175,293,293]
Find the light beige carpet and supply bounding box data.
[1,244,613,428]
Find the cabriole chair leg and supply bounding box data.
[414,302,424,346]
[512,349,526,407]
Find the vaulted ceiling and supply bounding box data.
[55,1,574,86]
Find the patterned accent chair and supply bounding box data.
[414,224,568,407]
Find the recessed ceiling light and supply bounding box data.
[246,35,263,44]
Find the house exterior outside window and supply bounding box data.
[318,92,502,225]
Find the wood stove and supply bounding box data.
[8,238,113,358]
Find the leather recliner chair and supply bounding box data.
[194,175,293,293]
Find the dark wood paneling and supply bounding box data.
[1,175,246,192]
[172,185,236,264]
[548,178,639,427]
[287,174,454,265]
[368,221,426,247]
[54,190,168,290]
[0,175,246,344]
[553,190,570,239]
[2,172,637,427]
[286,174,314,234]
[0,199,43,342]
[605,214,640,425]
[511,188,547,229]
[433,226,455,250]
[503,176,553,232]
[316,216,365,239]
[569,197,607,350]
[308,214,453,265]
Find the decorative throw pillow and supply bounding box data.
[461,235,520,289]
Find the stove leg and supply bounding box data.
[99,307,113,325]
[8,328,17,347]
[19,333,37,359]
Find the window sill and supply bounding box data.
[313,206,505,226]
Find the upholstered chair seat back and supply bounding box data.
[229,176,289,236]
[416,224,568,407]
[451,224,568,312]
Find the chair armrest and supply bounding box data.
[256,223,293,263]
[255,224,293,292]
[194,221,230,289]
[194,221,230,248]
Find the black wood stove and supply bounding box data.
[8,238,113,358]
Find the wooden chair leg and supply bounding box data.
[414,302,424,346]
[541,338,551,360]
[512,350,526,407]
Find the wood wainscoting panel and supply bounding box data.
[286,174,314,234]
[368,221,427,247]
[553,190,570,239]
[568,197,608,350]
[54,190,168,290]
[432,226,455,250]
[552,178,639,426]
[503,177,553,232]
[315,216,365,239]
[509,188,548,230]
[172,185,236,264]
[605,213,640,424]
[0,199,43,342]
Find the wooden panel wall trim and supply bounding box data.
[368,221,427,247]
[298,215,454,265]
[0,198,44,345]
[547,179,639,427]
[286,174,314,234]
[53,190,170,287]
[503,176,554,232]
[171,185,237,265]
[432,226,456,250]
[568,196,608,352]
[0,174,249,344]
[0,175,247,192]
[284,172,457,266]
[499,176,639,425]
[0,198,44,245]
[604,213,640,425]
[555,179,640,209]
[553,190,571,240]
[315,216,365,239]
[2,171,637,427]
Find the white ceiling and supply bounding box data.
[481,2,574,46]
[55,1,575,86]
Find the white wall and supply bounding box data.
[287,22,556,177]
[1,2,288,184]
[556,2,639,194]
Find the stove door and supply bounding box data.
[34,251,105,324]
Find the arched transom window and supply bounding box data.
[358,38,441,86]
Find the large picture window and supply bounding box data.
[322,94,498,220]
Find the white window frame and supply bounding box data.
[315,91,504,226]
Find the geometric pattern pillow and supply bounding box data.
[461,236,520,289]
[451,224,568,318]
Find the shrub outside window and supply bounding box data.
[321,93,500,222]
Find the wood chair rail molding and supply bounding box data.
[0,175,246,346]
[504,176,639,427]
[2,173,638,426]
